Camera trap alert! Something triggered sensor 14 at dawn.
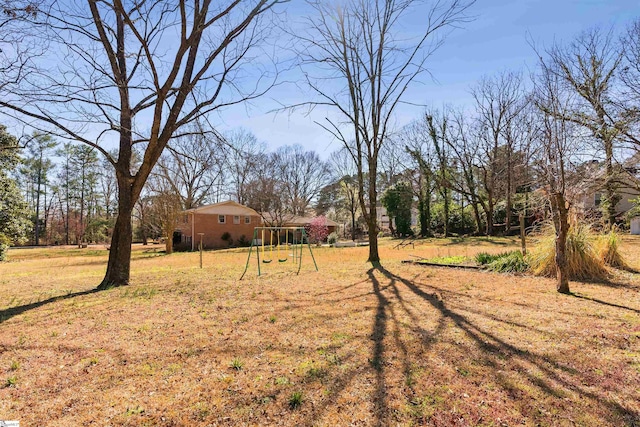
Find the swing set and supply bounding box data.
[240,227,318,279]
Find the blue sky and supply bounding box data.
[220,0,639,158]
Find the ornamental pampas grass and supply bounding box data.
[597,228,628,269]
[528,223,609,281]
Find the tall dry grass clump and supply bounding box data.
[597,228,628,269]
[528,223,609,281]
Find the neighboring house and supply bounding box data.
[377,205,391,231]
[376,205,419,232]
[175,200,262,250]
[260,213,339,241]
[572,160,640,217]
[281,215,339,235]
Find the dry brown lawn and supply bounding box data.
[0,237,639,426]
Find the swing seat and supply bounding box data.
[262,259,272,264]
[278,258,287,263]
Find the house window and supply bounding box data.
[218,215,226,224]
[233,215,241,224]
[245,216,251,224]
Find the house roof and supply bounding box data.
[284,215,339,227]
[184,200,260,217]
[571,159,640,196]
[261,213,339,227]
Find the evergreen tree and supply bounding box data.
[381,181,414,237]
[0,126,31,259]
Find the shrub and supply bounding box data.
[221,232,233,247]
[327,232,339,245]
[430,202,476,235]
[237,235,250,247]
[485,250,528,273]
[528,223,608,281]
[475,252,501,265]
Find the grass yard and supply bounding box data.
[0,237,639,426]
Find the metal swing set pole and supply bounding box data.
[300,227,318,274]
[240,226,318,279]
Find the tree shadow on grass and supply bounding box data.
[571,293,640,313]
[214,263,638,425]
[0,288,99,324]
[368,267,390,427]
[373,264,639,425]
[283,263,637,425]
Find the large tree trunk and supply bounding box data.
[98,172,134,289]
[367,215,380,264]
[551,192,570,294]
[367,172,380,264]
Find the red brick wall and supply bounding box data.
[177,213,261,249]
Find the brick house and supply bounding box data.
[175,201,262,250]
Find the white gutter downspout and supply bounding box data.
[191,211,195,251]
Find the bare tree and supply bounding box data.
[426,111,454,237]
[445,110,484,234]
[155,122,225,210]
[99,152,117,220]
[0,0,285,288]
[378,140,406,193]
[244,157,290,227]
[472,70,526,235]
[619,19,640,159]
[293,0,474,263]
[133,194,154,246]
[621,20,640,103]
[147,176,183,254]
[532,62,581,294]
[329,147,361,240]
[225,128,266,205]
[540,27,626,228]
[272,145,331,216]
[400,119,435,237]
